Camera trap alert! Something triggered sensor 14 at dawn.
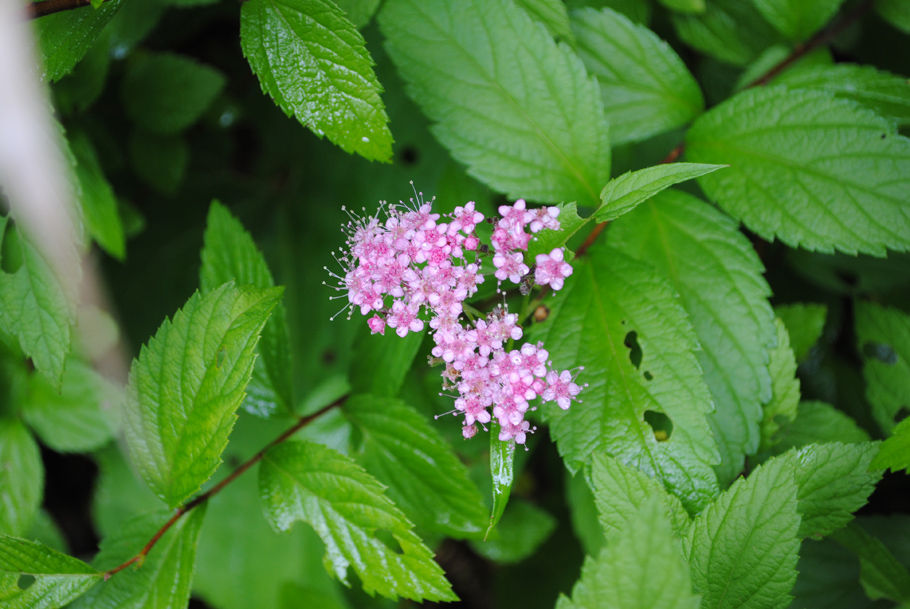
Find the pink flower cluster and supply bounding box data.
[329,192,582,443]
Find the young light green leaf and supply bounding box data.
[760,318,801,450]
[672,0,782,66]
[0,223,73,387]
[752,0,845,40]
[571,7,705,145]
[343,395,487,538]
[686,87,910,255]
[0,536,100,609]
[773,401,871,452]
[873,416,910,474]
[347,328,422,398]
[69,131,125,260]
[470,499,556,564]
[124,282,282,507]
[776,303,827,364]
[608,189,776,485]
[516,0,574,41]
[258,440,456,601]
[855,301,910,433]
[0,420,42,537]
[526,202,587,261]
[33,0,122,82]
[201,201,293,417]
[22,358,118,453]
[832,522,910,603]
[587,452,690,540]
[876,0,910,34]
[73,508,206,609]
[685,458,801,609]
[487,422,516,537]
[598,163,725,222]
[240,0,392,162]
[775,64,910,126]
[380,0,610,205]
[529,243,719,511]
[121,52,225,134]
[557,496,699,609]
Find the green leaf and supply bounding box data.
[343,395,486,538]
[469,499,556,564]
[608,189,776,485]
[596,163,725,222]
[792,538,876,609]
[874,416,910,474]
[529,243,719,511]
[240,0,392,162]
[121,52,225,134]
[91,444,162,540]
[380,0,610,205]
[33,1,122,82]
[0,420,42,537]
[22,358,118,453]
[333,0,381,28]
[124,282,282,507]
[876,0,910,34]
[760,318,801,450]
[776,303,827,364]
[774,64,910,126]
[73,508,206,609]
[686,86,910,255]
[68,131,125,260]
[672,0,782,66]
[487,422,516,537]
[855,301,910,433]
[685,458,801,609]
[557,496,699,609]
[201,201,293,417]
[516,0,574,41]
[347,327,421,398]
[258,440,456,601]
[752,0,845,40]
[773,401,871,451]
[0,223,73,387]
[571,7,705,145]
[53,33,111,114]
[566,472,605,557]
[658,0,705,14]
[127,130,188,196]
[0,536,100,609]
[587,452,690,540]
[832,522,910,603]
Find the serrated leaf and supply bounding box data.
[832,522,910,603]
[73,508,206,609]
[124,282,282,507]
[773,401,871,452]
[596,163,725,221]
[343,395,486,538]
[672,0,782,66]
[760,318,801,450]
[855,301,910,433]
[69,130,125,260]
[752,0,845,40]
[201,201,293,417]
[487,422,516,537]
[529,243,719,511]
[33,0,122,82]
[22,358,118,453]
[685,458,801,609]
[258,440,456,601]
[0,536,100,609]
[587,452,690,540]
[874,417,910,474]
[686,87,910,255]
[469,499,556,564]
[609,189,776,485]
[517,0,574,41]
[347,327,421,398]
[571,7,705,145]
[0,223,73,387]
[0,420,42,537]
[53,33,111,114]
[776,303,827,364]
[121,52,225,134]
[527,202,587,260]
[380,0,610,205]
[775,64,910,126]
[240,0,392,161]
[557,496,699,609]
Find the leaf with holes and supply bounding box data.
[686,87,910,255]
[0,420,42,537]
[0,536,100,609]
[240,0,392,161]
[380,0,609,206]
[609,189,776,485]
[258,440,456,601]
[529,242,719,512]
[855,301,910,433]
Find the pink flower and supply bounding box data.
[534,248,573,291]
[367,315,386,335]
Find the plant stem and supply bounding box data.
[102,395,346,580]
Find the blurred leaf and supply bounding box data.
[776,303,827,364]
[855,301,910,433]
[69,130,125,260]
[760,318,800,451]
[240,0,392,161]
[571,7,705,145]
[470,499,556,564]
[347,327,421,397]
[26,511,66,553]
[610,189,775,484]
[686,87,910,255]
[772,401,871,451]
[565,472,605,557]
[792,538,879,609]
[106,0,166,58]
[53,34,111,114]
[517,0,574,41]
[874,416,910,474]
[487,422,516,536]
[672,0,781,66]
[127,130,188,196]
[752,0,845,40]
[832,522,910,603]
[124,283,282,506]
[876,0,910,34]
[0,536,99,609]
[658,0,705,13]
[380,0,610,205]
[121,52,225,134]
[333,0,381,28]
[258,440,456,601]
[33,0,122,82]
[0,420,42,537]
[91,444,162,539]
